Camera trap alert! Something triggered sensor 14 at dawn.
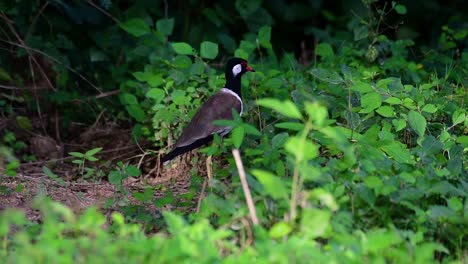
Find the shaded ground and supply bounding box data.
[0,159,205,221]
[0,121,209,221]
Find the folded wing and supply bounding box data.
[161,90,242,163]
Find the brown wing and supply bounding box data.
[173,90,241,149]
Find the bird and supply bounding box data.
[161,57,255,164]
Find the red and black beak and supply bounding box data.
[245,64,255,72]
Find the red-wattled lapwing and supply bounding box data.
[161,57,254,165]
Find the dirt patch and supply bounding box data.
[0,152,210,221]
[0,119,213,221]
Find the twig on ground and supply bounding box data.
[232,149,259,225]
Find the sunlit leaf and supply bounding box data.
[120,18,150,37]
[408,110,426,137]
[156,18,174,36]
[360,92,382,113]
[269,222,292,238]
[257,98,303,119]
[172,42,195,55]
[231,126,245,148]
[200,41,218,59]
[251,169,288,200]
[284,136,318,162]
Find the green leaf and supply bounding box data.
[301,208,331,238]
[231,126,245,148]
[42,166,66,187]
[408,110,426,137]
[392,119,406,131]
[133,188,154,202]
[315,43,334,58]
[447,197,463,211]
[354,25,368,41]
[119,93,138,105]
[85,156,98,162]
[429,206,456,220]
[173,55,192,68]
[190,59,205,75]
[251,169,289,200]
[126,105,146,122]
[269,222,292,238]
[156,18,174,36]
[421,136,443,156]
[376,105,394,117]
[242,124,261,136]
[360,92,382,113]
[120,18,150,37]
[257,98,303,119]
[85,147,102,157]
[381,141,413,164]
[125,165,141,177]
[0,67,12,81]
[154,195,174,207]
[344,110,361,130]
[284,136,319,162]
[16,116,33,130]
[385,97,402,105]
[309,68,344,84]
[422,104,437,113]
[364,176,383,189]
[264,78,283,89]
[146,88,165,101]
[365,229,402,253]
[108,170,124,185]
[172,42,195,55]
[456,135,468,147]
[234,48,248,60]
[351,82,373,93]
[451,109,465,125]
[394,4,407,14]
[275,122,304,131]
[69,152,84,158]
[200,41,218,59]
[305,102,328,127]
[258,26,272,49]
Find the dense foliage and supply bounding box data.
[0,0,467,263]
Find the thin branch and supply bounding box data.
[25,1,50,41]
[232,149,259,225]
[0,84,48,90]
[86,0,120,24]
[0,39,104,94]
[94,89,120,99]
[164,0,169,19]
[0,12,56,91]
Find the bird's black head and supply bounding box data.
[225,57,255,81]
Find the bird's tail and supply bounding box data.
[160,135,214,165]
[160,149,179,165]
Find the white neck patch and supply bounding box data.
[221,88,243,115]
[232,64,242,77]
